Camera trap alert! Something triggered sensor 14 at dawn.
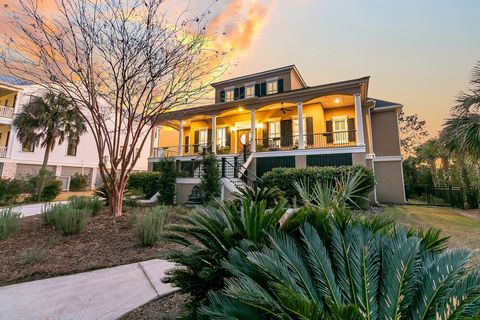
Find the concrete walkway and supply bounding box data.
[0,259,177,320]
[3,201,68,218]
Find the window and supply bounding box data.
[245,85,255,98]
[22,141,35,152]
[67,137,79,156]
[225,88,234,102]
[268,121,281,148]
[217,128,227,147]
[199,129,208,147]
[293,117,307,145]
[332,116,348,144]
[267,80,277,95]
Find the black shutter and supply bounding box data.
[348,118,356,142]
[263,122,269,147]
[184,136,190,153]
[239,87,245,99]
[278,79,284,93]
[234,88,239,100]
[194,131,199,152]
[207,129,212,152]
[225,128,231,148]
[326,120,333,144]
[261,82,267,96]
[219,90,225,103]
[255,84,261,97]
[280,119,292,147]
[306,117,314,146]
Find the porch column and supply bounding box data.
[178,121,184,156]
[354,93,365,146]
[250,108,256,152]
[150,126,160,157]
[297,101,305,149]
[211,115,217,154]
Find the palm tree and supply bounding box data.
[442,61,480,159]
[13,92,86,196]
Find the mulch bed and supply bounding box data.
[121,293,188,320]
[0,207,183,286]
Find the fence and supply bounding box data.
[405,185,464,209]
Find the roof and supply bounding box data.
[370,98,403,110]
[211,65,308,88]
[0,74,32,87]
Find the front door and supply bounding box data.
[237,129,250,153]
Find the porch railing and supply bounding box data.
[0,146,8,158]
[255,130,357,152]
[0,106,14,118]
[152,143,213,158]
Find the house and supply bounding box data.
[0,75,150,189]
[148,65,406,204]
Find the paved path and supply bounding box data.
[0,259,177,320]
[3,201,68,218]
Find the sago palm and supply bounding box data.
[201,223,480,319]
[13,92,86,196]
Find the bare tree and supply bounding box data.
[0,0,224,216]
[398,111,428,156]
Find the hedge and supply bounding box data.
[127,172,162,199]
[260,165,375,203]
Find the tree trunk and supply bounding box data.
[37,140,53,199]
[107,179,126,217]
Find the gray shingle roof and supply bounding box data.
[370,98,402,109]
[0,74,32,86]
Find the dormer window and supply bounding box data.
[266,79,278,95]
[225,88,234,102]
[245,83,255,98]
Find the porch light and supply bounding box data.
[334,97,340,104]
[238,107,243,112]
[182,121,187,125]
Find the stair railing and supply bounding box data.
[221,157,261,189]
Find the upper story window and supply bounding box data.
[245,84,255,98]
[217,128,227,147]
[225,88,234,102]
[267,80,278,95]
[67,137,79,156]
[332,115,348,144]
[22,141,35,152]
[199,129,208,147]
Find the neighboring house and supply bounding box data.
[149,65,406,204]
[0,75,150,190]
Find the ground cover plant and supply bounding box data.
[42,203,91,236]
[136,206,168,247]
[0,207,21,240]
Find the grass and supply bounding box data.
[136,206,168,247]
[22,248,47,265]
[384,205,480,251]
[0,207,21,240]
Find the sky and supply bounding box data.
[1,0,479,135]
[197,0,480,135]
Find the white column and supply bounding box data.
[297,101,305,149]
[354,93,365,146]
[178,121,184,156]
[250,109,256,152]
[211,115,217,154]
[150,126,160,157]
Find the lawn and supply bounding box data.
[384,205,480,252]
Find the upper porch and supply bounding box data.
[150,76,372,159]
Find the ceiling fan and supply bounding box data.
[280,103,293,114]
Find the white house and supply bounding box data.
[0,74,151,189]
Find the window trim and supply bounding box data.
[66,137,79,156]
[21,141,35,152]
[332,115,348,144]
[266,79,278,95]
[245,84,255,98]
[224,86,235,102]
[217,127,227,148]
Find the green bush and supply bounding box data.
[200,154,221,203]
[234,184,285,207]
[163,199,288,319]
[153,158,177,205]
[25,170,62,201]
[0,179,25,206]
[42,203,90,235]
[127,172,162,199]
[261,165,375,203]
[0,207,21,240]
[68,196,103,215]
[69,173,89,191]
[136,206,168,247]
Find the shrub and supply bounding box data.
[25,170,62,201]
[42,203,90,235]
[127,172,162,199]
[261,165,375,203]
[136,206,168,246]
[163,199,288,319]
[68,196,103,215]
[201,222,479,319]
[0,207,21,240]
[93,184,131,207]
[69,173,89,191]
[153,158,177,205]
[200,154,221,203]
[234,184,284,207]
[0,179,25,206]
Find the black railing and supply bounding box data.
[221,156,259,188]
[255,131,357,152]
[405,185,464,209]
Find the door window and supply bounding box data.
[332,116,348,144]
